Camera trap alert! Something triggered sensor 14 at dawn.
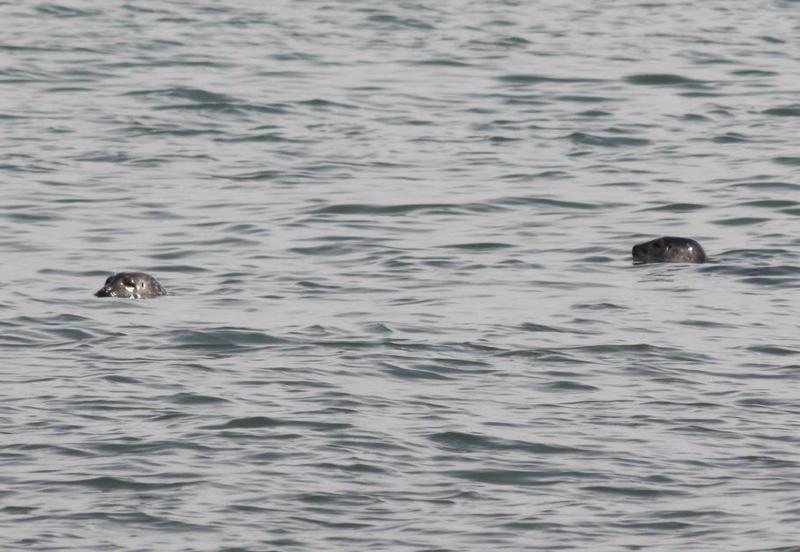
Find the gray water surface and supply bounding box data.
[2,1,800,550]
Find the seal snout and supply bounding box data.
[95,286,113,297]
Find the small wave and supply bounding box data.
[639,203,707,213]
[711,216,769,226]
[449,468,602,486]
[713,132,749,143]
[414,58,473,68]
[730,181,800,191]
[63,476,196,491]
[36,4,99,17]
[207,416,352,431]
[763,105,800,117]
[567,132,650,147]
[167,328,289,350]
[497,196,617,210]
[431,431,594,454]
[365,13,434,30]
[308,203,460,216]
[582,485,686,498]
[125,87,233,103]
[624,73,707,87]
[773,156,800,166]
[556,95,615,103]
[498,74,605,84]
[438,242,513,251]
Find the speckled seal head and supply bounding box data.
[95,272,167,299]
[632,236,707,264]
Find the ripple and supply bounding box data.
[498,74,605,84]
[430,431,592,455]
[449,468,602,486]
[713,132,749,143]
[567,132,651,147]
[207,416,350,430]
[711,216,769,226]
[125,87,234,103]
[730,181,800,191]
[365,13,434,30]
[773,156,800,166]
[582,485,686,498]
[763,105,800,117]
[167,328,289,350]
[439,242,513,251]
[308,203,468,216]
[640,203,707,213]
[624,73,707,87]
[35,4,99,17]
[63,476,197,491]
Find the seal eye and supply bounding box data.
[122,278,136,288]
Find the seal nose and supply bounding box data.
[95,286,112,297]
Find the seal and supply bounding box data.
[632,236,707,264]
[95,272,167,298]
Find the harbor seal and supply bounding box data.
[95,272,167,298]
[632,236,707,264]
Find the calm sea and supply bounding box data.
[2,1,800,550]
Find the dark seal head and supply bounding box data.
[95,272,167,298]
[632,236,707,264]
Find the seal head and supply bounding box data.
[632,236,706,264]
[95,272,167,298]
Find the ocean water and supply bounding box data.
[2,1,800,550]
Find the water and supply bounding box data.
[2,1,800,550]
